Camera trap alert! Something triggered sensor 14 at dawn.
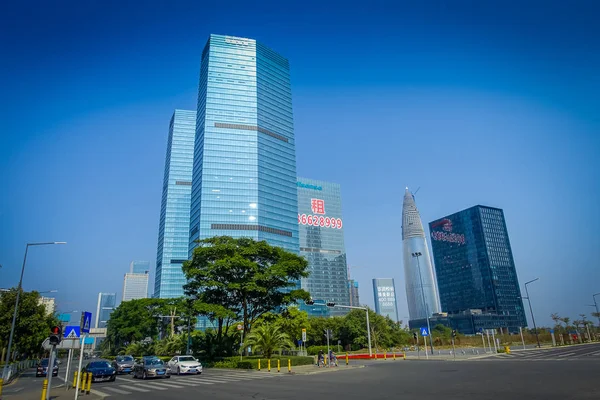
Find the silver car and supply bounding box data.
[167,355,203,375]
[132,358,170,379]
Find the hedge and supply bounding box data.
[213,355,314,369]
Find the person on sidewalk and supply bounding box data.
[318,350,325,367]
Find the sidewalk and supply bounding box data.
[285,364,365,375]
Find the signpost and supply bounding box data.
[420,327,429,359]
[237,324,244,361]
[75,312,91,400]
[301,328,307,356]
[63,326,80,386]
[324,329,332,367]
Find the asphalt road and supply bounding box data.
[480,341,600,362]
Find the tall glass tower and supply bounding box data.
[155,109,196,298]
[297,178,349,316]
[189,35,299,256]
[402,187,440,320]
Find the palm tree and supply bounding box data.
[245,323,294,359]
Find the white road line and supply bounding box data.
[189,377,233,383]
[167,380,203,386]
[202,376,247,381]
[145,381,186,389]
[91,389,112,397]
[122,384,150,392]
[556,352,577,357]
[103,387,131,394]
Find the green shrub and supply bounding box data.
[306,345,330,355]
[212,355,314,369]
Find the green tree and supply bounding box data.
[245,322,294,359]
[183,236,311,340]
[105,298,188,353]
[0,289,59,360]
[255,306,310,344]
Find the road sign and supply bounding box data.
[81,312,92,333]
[420,327,429,337]
[64,326,81,339]
[301,328,307,342]
[550,329,554,334]
[237,324,243,330]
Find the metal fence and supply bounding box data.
[2,359,36,383]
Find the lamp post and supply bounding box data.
[2,241,66,380]
[523,278,540,348]
[327,304,372,357]
[412,252,434,353]
[593,293,600,327]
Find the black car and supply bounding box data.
[112,355,135,374]
[84,360,116,382]
[133,358,170,380]
[36,358,58,377]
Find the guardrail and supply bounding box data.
[1,360,36,383]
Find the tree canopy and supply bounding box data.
[182,236,311,338]
[0,289,59,360]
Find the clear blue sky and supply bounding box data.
[1,0,599,327]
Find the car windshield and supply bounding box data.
[89,362,112,369]
[178,356,195,362]
[40,359,57,366]
[116,356,133,362]
[146,359,164,366]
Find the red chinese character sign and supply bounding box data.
[311,199,325,214]
[430,218,465,245]
[298,213,343,229]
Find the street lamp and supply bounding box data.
[38,290,58,294]
[412,252,434,353]
[2,241,66,380]
[523,278,541,348]
[307,300,373,357]
[593,293,600,327]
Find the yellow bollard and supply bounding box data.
[0,378,4,398]
[267,359,271,372]
[86,372,93,394]
[384,352,387,360]
[80,372,86,393]
[287,359,291,373]
[73,371,78,388]
[345,352,349,365]
[403,352,406,360]
[40,379,48,400]
[258,359,261,371]
[393,351,396,360]
[277,359,280,372]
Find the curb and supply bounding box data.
[292,365,366,375]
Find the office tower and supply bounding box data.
[428,205,527,332]
[130,261,150,274]
[155,110,196,298]
[373,278,399,322]
[189,34,299,259]
[122,272,149,301]
[348,279,360,307]
[297,178,349,316]
[402,188,440,321]
[38,296,56,316]
[95,293,116,329]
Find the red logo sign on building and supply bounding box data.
[311,199,325,215]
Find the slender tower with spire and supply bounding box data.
[402,187,440,320]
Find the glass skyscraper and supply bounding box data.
[95,292,116,329]
[428,205,527,332]
[130,260,150,274]
[155,109,196,298]
[297,178,349,316]
[373,278,399,322]
[189,35,299,256]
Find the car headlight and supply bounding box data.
[112,371,116,374]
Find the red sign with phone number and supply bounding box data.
[298,214,343,229]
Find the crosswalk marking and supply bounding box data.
[104,387,131,394]
[556,352,577,357]
[146,381,185,389]
[91,389,112,397]
[124,385,150,392]
[191,377,232,383]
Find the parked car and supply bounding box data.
[133,357,170,379]
[36,358,59,377]
[167,355,203,375]
[83,360,116,382]
[112,355,135,374]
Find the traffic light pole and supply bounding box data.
[46,344,56,400]
[326,304,372,357]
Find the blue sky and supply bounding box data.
[1,1,599,327]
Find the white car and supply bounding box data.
[168,356,203,375]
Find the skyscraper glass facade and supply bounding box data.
[189,34,299,254]
[428,205,527,331]
[130,260,150,274]
[155,109,196,298]
[95,293,116,329]
[373,278,399,322]
[298,178,349,316]
[348,279,360,307]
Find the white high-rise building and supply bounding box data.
[38,296,56,316]
[122,272,149,301]
[402,187,440,320]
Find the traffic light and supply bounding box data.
[305,299,315,306]
[413,332,417,340]
[452,330,457,338]
[49,326,62,345]
[326,302,335,307]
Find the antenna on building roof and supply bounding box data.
[412,187,421,196]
